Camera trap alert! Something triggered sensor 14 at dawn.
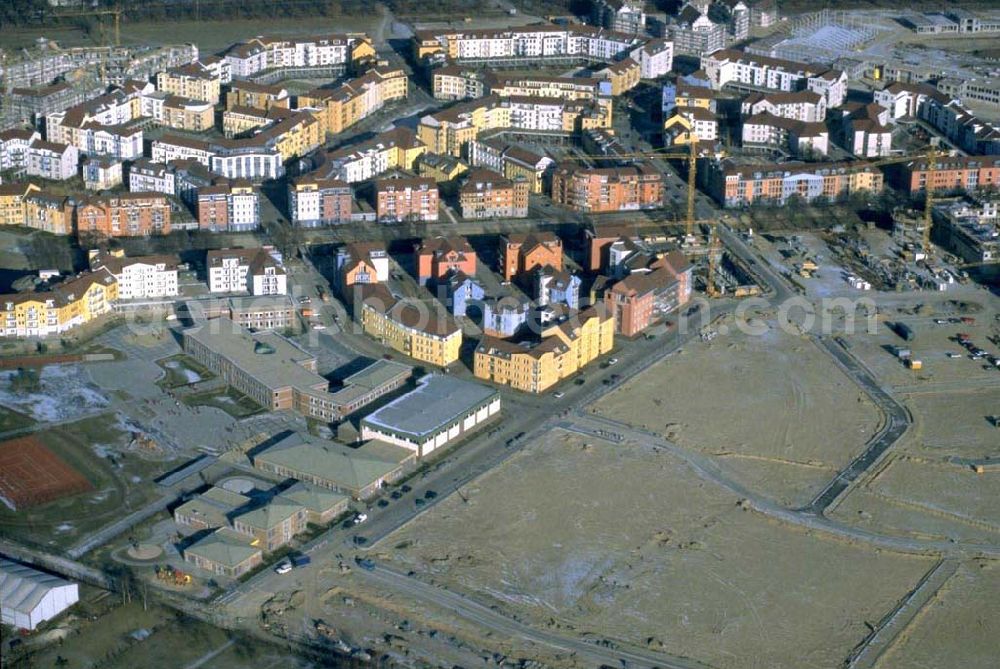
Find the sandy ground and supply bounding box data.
[880,561,1000,669]
[382,429,932,669]
[593,321,881,507]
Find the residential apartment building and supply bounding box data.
[536,266,582,310]
[415,236,478,286]
[0,183,41,227]
[223,34,374,79]
[82,157,123,191]
[207,248,286,295]
[630,38,674,79]
[474,305,615,393]
[288,176,353,227]
[23,193,73,234]
[468,138,554,193]
[0,128,40,173]
[90,251,179,300]
[598,250,693,337]
[196,180,261,231]
[889,155,1000,195]
[741,112,829,156]
[701,49,847,107]
[499,232,563,281]
[413,24,644,66]
[335,242,389,291]
[596,57,641,96]
[705,159,885,207]
[156,62,222,104]
[359,284,462,367]
[663,105,719,145]
[418,94,609,157]
[840,103,892,158]
[0,268,118,338]
[919,95,1000,156]
[25,140,77,181]
[459,169,529,219]
[140,92,214,132]
[551,162,663,212]
[593,0,645,34]
[76,194,171,238]
[128,159,177,196]
[665,3,728,58]
[318,127,426,183]
[872,82,937,122]
[741,90,826,122]
[224,81,290,111]
[375,177,439,223]
[298,67,408,136]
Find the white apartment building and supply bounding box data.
[630,38,674,80]
[210,150,284,182]
[702,48,847,107]
[224,35,361,78]
[873,82,936,122]
[229,187,261,230]
[742,113,829,156]
[97,254,179,300]
[678,105,719,141]
[0,129,40,173]
[207,248,286,295]
[128,159,176,195]
[25,140,78,181]
[741,90,826,122]
[419,25,643,65]
[152,135,216,166]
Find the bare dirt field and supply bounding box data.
[592,320,881,507]
[879,560,1000,669]
[382,428,932,669]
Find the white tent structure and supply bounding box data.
[0,559,79,631]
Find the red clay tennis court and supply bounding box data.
[0,435,93,510]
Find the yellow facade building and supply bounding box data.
[0,267,118,338]
[474,305,614,393]
[0,183,41,227]
[156,63,221,105]
[597,57,641,97]
[23,193,73,235]
[299,68,407,137]
[359,285,462,367]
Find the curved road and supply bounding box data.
[359,563,714,669]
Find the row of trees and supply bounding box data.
[0,0,367,28]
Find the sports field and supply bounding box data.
[0,435,93,510]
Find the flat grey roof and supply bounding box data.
[361,375,498,439]
[342,359,412,390]
[183,317,325,392]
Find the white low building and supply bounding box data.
[0,559,79,631]
[207,247,286,295]
[360,375,500,458]
[94,253,179,300]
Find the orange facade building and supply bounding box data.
[499,232,563,281]
[415,236,478,286]
[75,193,171,237]
[551,162,663,213]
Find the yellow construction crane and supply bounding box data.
[575,139,701,239]
[860,147,940,256]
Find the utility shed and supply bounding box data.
[0,559,79,630]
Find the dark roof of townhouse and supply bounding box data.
[417,236,474,259]
[358,284,460,337]
[460,168,513,192]
[375,176,436,191]
[503,231,561,249]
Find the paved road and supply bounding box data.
[358,563,714,669]
[803,336,912,514]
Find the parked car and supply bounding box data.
[553,391,565,399]
[353,512,368,525]
[356,557,376,571]
[274,559,293,575]
[290,553,311,568]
